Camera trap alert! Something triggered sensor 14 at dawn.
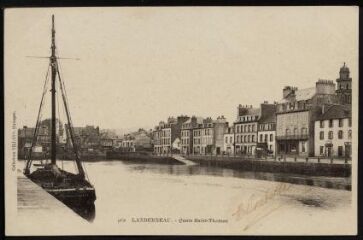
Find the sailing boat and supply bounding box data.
[24,15,96,221]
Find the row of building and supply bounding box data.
[152,63,353,158]
[18,122,153,157]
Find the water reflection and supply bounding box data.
[123,162,350,191]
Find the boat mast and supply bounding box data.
[51,15,57,165]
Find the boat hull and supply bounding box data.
[26,166,96,221]
[46,187,96,221]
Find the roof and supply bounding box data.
[317,104,351,120]
[247,108,260,116]
[279,87,316,103]
[295,87,316,101]
[183,116,204,126]
[259,112,276,124]
[238,107,261,117]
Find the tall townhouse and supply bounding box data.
[181,116,203,155]
[257,102,277,156]
[314,104,352,158]
[213,116,228,155]
[234,105,259,155]
[223,126,234,155]
[153,115,189,155]
[193,118,214,155]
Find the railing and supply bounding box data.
[276,134,309,140]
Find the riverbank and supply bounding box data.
[185,155,351,178]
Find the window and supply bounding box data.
[248,125,251,132]
[338,130,343,139]
[270,134,273,142]
[320,146,324,155]
[301,127,307,135]
[319,131,324,140]
[329,119,333,128]
[328,131,333,139]
[252,135,255,142]
[320,120,324,128]
[302,142,306,152]
[264,134,268,142]
[286,129,290,135]
[260,134,263,142]
[252,125,255,132]
[230,136,232,143]
[348,130,352,139]
[244,136,247,142]
[247,135,250,143]
[339,119,343,127]
[338,146,343,157]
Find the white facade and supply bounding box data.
[180,129,191,155]
[234,121,258,155]
[257,130,275,155]
[314,118,352,158]
[223,133,234,155]
[192,126,214,155]
[154,127,172,155]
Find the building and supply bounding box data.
[276,79,340,157]
[192,116,228,155]
[113,138,124,149]
[257,102,277,156]
[153,115,189,155]
[214,116,228,155]
[68,125,100,151]
[120,128,153,152]
[100,138,114,150]
[314,104,352,158]
[223,126,234,155]
[234,105,259,155]
[336,63,352,105]
[18,119,65,158]
[180,116,203,155]
[234,103,276,155]
[18,126,36,158]
[121,135,135,152]
[192,117,214,155]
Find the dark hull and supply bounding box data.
[47,187,96,221]
[27,166,96,222]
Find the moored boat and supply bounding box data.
[23,15,96,221]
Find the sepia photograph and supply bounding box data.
[4,6,358,235]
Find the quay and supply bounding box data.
[171,154,197,166]
[184,155,351,178]
[17,170,87,224]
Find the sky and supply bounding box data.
[5,7,359,131]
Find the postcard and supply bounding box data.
[4,6,358,235]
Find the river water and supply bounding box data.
[18,160,355,235]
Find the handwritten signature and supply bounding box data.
[232,183,291,221]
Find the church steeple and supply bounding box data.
[339,62,350,80]
[336,62,352,105]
